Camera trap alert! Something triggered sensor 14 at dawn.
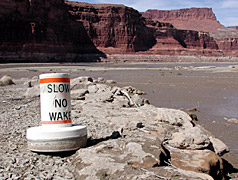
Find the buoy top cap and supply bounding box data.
[40,73,70,79]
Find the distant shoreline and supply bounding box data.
[0,54,238,63]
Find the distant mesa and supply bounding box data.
[141,8,225,32]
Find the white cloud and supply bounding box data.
[221,0,238,8]
[220,17,238,27]
[126,0,168,11]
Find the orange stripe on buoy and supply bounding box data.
[42,120,72,124]
[40,78,70,84]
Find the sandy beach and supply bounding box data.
[1,62,238,178]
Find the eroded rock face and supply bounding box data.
[165,145,224,179]
[0,0,29,17]
[0,0,103,62]
[216,38,238,56]
[145,20,220,56]
[66,2,222,56]
[0,1,237,60]
[66,1,156,53]
[142,8,225,32]
[142,8,238,56]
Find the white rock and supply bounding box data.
[85,91,113,102]
[155,108,193,129]
[106,80,117,84]
[24,85,40,98]
[209,136,229,156]
[96,84,111,92]
[168,126,210,150]
[97,77,105,83]
[88,85,99,93]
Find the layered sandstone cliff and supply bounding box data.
[0,1,237,61]
[215,38,238,56]
[0,0,102,62]
[141,8,225,32]
[142,8,238,56]
[0,0,29,17]
[66,2,220,56]
[66,1,156,53]
[25,0,98,54]
[143,18,220,56]
[209,26,238,56]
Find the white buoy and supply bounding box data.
[40,73,72,127]
[27,73,87,152]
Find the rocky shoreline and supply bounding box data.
[1,54,238,63]
[1,74,237,179]
[102,54,238,62]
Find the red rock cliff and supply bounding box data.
[215,38,238,56]
[0,0,29,16]
[209,26,238,55]
[66,2,220,56]
[0,1,235,61]
[144,18,220,56]
[66,1,156,53]
[142,8,225,32]
[0,0,31,53]
[0,0,103,62]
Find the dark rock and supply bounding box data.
[188,113,198,121]
[136,122,144,129]
[111,131,121,139]
[0,0,104,62]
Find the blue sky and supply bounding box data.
[71,0,238,27]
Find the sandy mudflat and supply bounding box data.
[1,62,238,172]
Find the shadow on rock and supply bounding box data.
[86,131,121,147]
[223,158,238,180]
[32,150,78,158]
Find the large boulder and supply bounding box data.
[71,89,89,100]
[24,85,40,98]
[167,126,211,150]
[209,136,229,156]
[155,108,194,129]
[164,145,224,179]
[71,77,94,90]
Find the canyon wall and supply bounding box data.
[0,1,237,61]
[66,2,220,56]
[66,1,156,53]
[215,38,238,56]
[0,0,103,62]
[142,8,238,56]
[142,18,220,56]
